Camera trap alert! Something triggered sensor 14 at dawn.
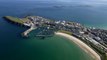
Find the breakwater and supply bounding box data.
[3,16,34,37]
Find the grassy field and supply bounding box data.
[58,30,72,35]
[4,16,30,24]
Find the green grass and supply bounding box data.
[58,30,72,35]
[4,16,30,24]
[105,54,107,60]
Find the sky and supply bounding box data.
[1,0,107,4]
[24,0,107,2]
[55,0,107,4]
[46,0,107,5]
[20,0,106,1]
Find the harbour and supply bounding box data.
[3,15,107,60]
[1,0,107,60]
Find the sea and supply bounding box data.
[0,0,107,60]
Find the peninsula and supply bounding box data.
[3,16,107,60]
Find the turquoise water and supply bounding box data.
[0,0,107,60]
[0,33,94,60]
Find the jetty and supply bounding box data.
[22,22,37,37]
[3,16,35,37]
[3,15,107,60]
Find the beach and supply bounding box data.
[55,32,101,60]
[1,1,106,60]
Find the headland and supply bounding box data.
[3,15,107,60]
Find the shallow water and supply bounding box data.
[0,0,106,60]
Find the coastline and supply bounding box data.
[55,32,101,60]
[22,22,36,37]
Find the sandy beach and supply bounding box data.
[55,32,101,60]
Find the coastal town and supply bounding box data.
[4,16,107,60]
